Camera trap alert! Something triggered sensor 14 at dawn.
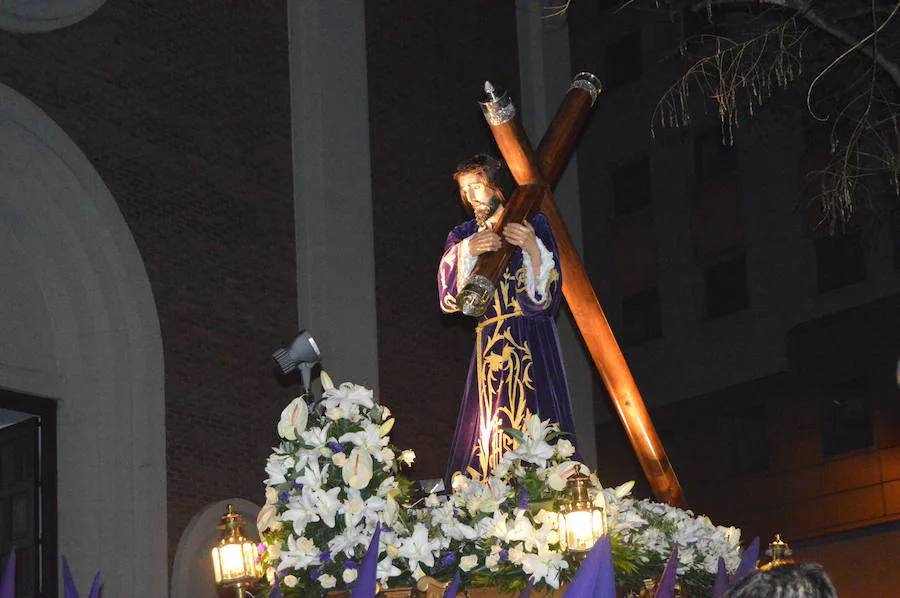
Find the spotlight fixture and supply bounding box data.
[272,329,321,392]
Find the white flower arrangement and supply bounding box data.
[258,378,744,597]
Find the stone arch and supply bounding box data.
[171,499,261,598]
[0,0,106,33]
[0,83,166,595]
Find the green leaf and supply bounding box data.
[503,427,525,443]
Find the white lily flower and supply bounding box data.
[520,546,569,589]
[506,512,540,551]
[376,476,399,498]
[339,420,390,457]
[377,556,402,584]
[398,523,441,572]
[313,486,342,528]
[264,454,293,485]
[321,382,375,413]
[505,415,556,468]
[476,510,508,539]
[282,488,320,535]
[280,535,320,570]
[299,423,331,451]
[296,461,330,492]
[614,480,635,499]
[342,488,367,528]
[328,522,365,558]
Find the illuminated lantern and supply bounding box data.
[211,504,259,597]
[558,473,607,554]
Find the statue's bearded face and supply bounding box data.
[458,172,500,225]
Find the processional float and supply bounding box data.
[456,74,687,509]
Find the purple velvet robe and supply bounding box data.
[439,212,578,480]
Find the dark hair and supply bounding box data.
[452,153,507,211]
[725,563,838,598]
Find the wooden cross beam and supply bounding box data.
[460,75,687,508]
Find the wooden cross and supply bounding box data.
[458,75,687,508]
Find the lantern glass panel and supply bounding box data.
[215,542,254,581]
[564,510,595,552]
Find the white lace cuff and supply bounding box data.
[458,237,478,289]
[521,237,554,303]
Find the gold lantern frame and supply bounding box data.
[211,504,259,597]
[557,473,607,555]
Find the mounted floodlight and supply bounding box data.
[272,329,321,392]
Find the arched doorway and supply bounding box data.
[0,83,167,596]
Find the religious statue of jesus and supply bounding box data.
[438,154,578,481]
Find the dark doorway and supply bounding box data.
[0,390,57,598]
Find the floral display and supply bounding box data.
[257,377,744,597]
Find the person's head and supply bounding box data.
[725,563,838,598]
[453,154,506,225]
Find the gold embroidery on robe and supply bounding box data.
[471,263,536,478]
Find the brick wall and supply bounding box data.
[0,0,296,565]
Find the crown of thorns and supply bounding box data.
[453,153,503,182]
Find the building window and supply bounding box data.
[704,255,749,318]
[612,156,652,216]
[0,390,58,597]
[694,128,737,182]
[621,287,662,346]
[822,379,872,458]
[722,408,770,476]
[605,30,642,89]
[815,230,866,292]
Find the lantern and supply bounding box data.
[557,473,606,554]
[211,504,259,597]
[760,534,794,570]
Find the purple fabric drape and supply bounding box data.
[0,551,14,598]
[439,213,578,480]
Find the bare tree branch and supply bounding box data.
[688,0,900,89]
[584,0,900,229]
[801,1,900,91]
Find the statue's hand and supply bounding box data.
[468,230,502,256]
[502,221,538,257]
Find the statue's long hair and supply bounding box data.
[452,153,507,213]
